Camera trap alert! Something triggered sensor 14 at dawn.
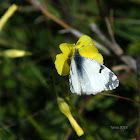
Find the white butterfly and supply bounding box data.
[69,48,119,95]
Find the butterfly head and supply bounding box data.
[75,47,80,54]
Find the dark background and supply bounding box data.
[0,0,139,139]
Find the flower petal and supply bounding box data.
[59,43,74,57]
[92,53,104,64]
[76,35,104,64]
[76,35,98,55]
[55,54,70,76]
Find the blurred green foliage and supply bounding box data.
[0,0,139,140]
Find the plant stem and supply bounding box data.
[100,93,139,104]
[137,54,140,140]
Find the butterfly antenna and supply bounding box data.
[72,43,75,55]
[79,43,92,52]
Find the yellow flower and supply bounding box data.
[57,97,84,136]
[55,35,103,76]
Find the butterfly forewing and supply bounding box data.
[81,57,119,93]
[69,48,119,95]
[69,58,81,95]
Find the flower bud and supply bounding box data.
[2,49,31,58]
[0,4,18,31]
[57,97,84,136]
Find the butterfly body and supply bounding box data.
[69,48,119,95]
